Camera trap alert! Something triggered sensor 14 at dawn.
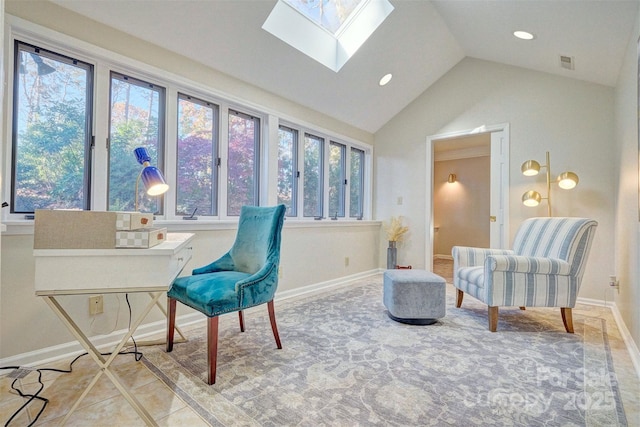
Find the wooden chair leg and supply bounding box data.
[238,310,245,332]
[488,306,498,332]
[166,298,177,352]
[456,289,464,308]
[267,300,282,349]
[561,307,574,333]
[207,316,219,385]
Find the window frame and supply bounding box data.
[328,140,347,218]
[107,71,167,214]
[10,40,95,214]
[226,107,261,216]
[175,92,220,217]
[279,120,370,221]
[3,16,372,227]
[303,132,325,218]
[277,124,299,217]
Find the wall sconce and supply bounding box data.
[134,147,169,211]
[448,173,457,183]
[521,151,579,216]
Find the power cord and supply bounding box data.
[1,293,143,425]
[125,293,143,361]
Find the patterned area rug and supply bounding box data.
[142,277,627,426]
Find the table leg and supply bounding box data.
[43,296,159,426]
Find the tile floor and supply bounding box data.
[1,266,639,426]
[0,340,208,426]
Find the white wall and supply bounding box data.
[374,57,616,303]
[613,10,640,350]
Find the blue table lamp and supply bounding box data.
[134,147,169,211]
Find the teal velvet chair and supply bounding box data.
[166,204,286,384]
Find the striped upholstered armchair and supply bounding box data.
[452,217,597,333]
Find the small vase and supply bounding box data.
[387,240,397,269]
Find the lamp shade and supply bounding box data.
[521,159,541,176]
[448,173,457,183]
[140,166,169,196]
[522,190,542,207]
[557,171,579,190]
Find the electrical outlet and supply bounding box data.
[609,275,619,288]
[344,256,350,267]
[89,295,103,315]
[608,275,620,293]
[278,266,283,279]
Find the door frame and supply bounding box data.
[425,123,510,270]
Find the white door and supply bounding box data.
[490,131,506,248]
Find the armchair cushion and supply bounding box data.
[169,271,250,316]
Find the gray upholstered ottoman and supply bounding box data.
[383,269,446,325]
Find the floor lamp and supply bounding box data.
[521,151,579,217]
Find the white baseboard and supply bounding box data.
[577,296,640,381]
[0,269,381,370]
[0,312,206,369]
[276,269,380,302]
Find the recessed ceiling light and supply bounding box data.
[513,30,535,40]
[379,73,392,86]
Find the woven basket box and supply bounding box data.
[115,227,167,249]
[34,210,154,249]
[116,212,154,230]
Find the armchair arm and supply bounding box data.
[192,252,235,275]
[235,262,279,308]
[486,255,571,275]
[452,246,514,268]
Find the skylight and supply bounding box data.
[284,0,366,36]
[263,0,394,72]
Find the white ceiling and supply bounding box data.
[51,0,639,134]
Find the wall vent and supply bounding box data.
[560,55,574,70]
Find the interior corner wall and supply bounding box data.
[613,11,640,351]
[433,156,490,257]
[374,57,616,304]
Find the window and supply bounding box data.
[328,141,346,218]
[6,24,371,224]
[350,147,364,218]
[108,72,165,213]
[303,133,324,217]
[11,41,93,213]
[176,94,219,217]
[278,125,298,217]
[227,109,260,216]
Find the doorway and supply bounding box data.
[425,124,510,271]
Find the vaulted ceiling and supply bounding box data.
[51,0,639,133]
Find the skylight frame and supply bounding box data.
[263,0,394,72]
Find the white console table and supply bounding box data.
[34,233,194,426]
